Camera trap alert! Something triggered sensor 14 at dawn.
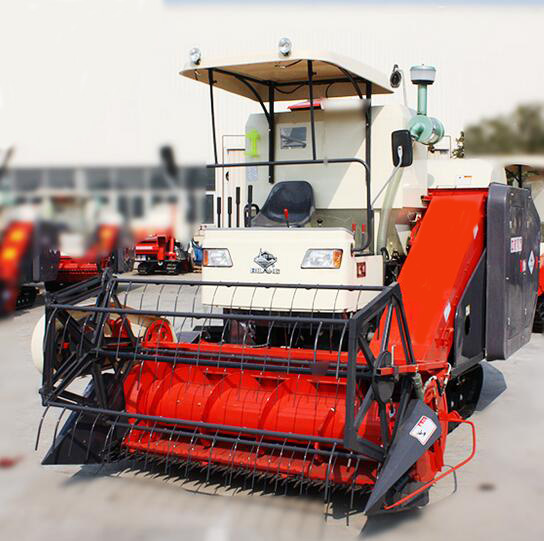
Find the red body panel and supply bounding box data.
[135,235,177,263]
[538,254,544,296]
[387,190,487,362]
[56,257,101,283]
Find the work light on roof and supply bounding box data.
[278,37,292,57]
[189,47,202,65]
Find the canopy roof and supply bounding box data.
[180,49,394,102]
[491,155,544,170]
[474,155,544,176]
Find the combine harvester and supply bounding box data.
[35,44,540,515]
[0,147,60,314]
[0,215,59,314]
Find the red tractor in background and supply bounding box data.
[135,234,192,275]
[45,222,134,292]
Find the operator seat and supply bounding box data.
[252,180,315,227]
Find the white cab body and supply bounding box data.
[245,103,429,212]
[193,51,512,315]
[202,228,382,312]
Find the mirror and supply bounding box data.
[391,130,413,167]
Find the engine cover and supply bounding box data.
[486,183,540,360]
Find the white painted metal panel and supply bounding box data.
[201,227,383,311]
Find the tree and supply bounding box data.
[452,131,464,158]
[464,103,544,155]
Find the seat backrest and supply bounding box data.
[252,181,315,227]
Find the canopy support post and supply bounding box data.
[268,84,275,184]
[208,68,218,165]
[363,80,373,253]
[307,60,317,161]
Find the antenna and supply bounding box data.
[408,65,444,145]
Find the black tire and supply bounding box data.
[126,258,135,273]
[445,363,484,427]
[137,263,150,275]
[533,295,544,333]
[16,286,38,310]
[44,281,64,293]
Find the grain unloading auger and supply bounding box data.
[35,44,540,515]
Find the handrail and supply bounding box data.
[206,156,373,252]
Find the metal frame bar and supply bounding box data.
[208,69,218,165]
[96,348,367,379]
[47,303,353,326]
[113,276,382,291]
[307,60,317,161]
[343,283,415,454]
[113,420,363,462]
[274,76,369,88]
[365,81,373,250]
[268,84,275,184]
[324,63,364,100]
[210,66,369,90]
[207,158,372,252]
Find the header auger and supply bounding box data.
[35,42,540,517]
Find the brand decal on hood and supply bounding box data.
[251,249,280,274]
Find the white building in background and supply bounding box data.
[0,0,543,224]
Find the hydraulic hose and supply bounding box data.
[375,146,405,255]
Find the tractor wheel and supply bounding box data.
[533,295,544,333]
[181,258,193,273]
[137,263,150,275]
[16,286,38,310]
[44,281,64,293]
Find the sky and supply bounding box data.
[2,0,544,165]
[165,0,544,4]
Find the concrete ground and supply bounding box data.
[1,274,543,540]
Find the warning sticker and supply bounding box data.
[529,251,535,274]
[409,415,437,446]
[510,236,523,253]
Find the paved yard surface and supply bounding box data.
[1,274,543,540]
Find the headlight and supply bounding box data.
[189,47,202,65]
[301,249,342,269]
[278,37,292,57]
[203,248,232,267]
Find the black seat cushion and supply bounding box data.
[252,181,315,227]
